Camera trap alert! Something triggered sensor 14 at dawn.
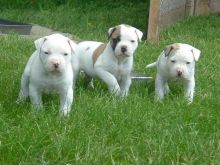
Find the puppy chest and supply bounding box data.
[109,63,131,80]
[41,77,69,93]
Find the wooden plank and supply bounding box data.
[159,5,186,30]
[185,0,195,16]
[146,0,220,41]
[147,0,160,41]
[194,0,210,15]
[210,0,220,13]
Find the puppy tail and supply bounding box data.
[146,62,157,69]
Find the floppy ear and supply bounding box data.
[191,47,201,62]
[107,27,117,39]
[134,29,143,42]
[34,37,47,51]
[164,43,179,57]
[68,39,77,54]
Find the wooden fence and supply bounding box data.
[147,0,220,41]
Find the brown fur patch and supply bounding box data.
[92,44,106,66]
[109,26,121,39]
[164,43,180,57]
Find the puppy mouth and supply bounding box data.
[175,74,186,80]
[50,71,62,75]
[120,52,130,57]
[48,67,63,74]
[169,73,184,80]
[116,51,131,57]
[177,74,182,78]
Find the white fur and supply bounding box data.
[146,43,201,103]
[17,33,77,116]
[74,24,143,96]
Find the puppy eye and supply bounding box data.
[186,62,191,64]
[44,51,49,55]
[171,60,176,63]
[64,53,68,56]
[131,40,135,43]
[113,38,118,42]
[114,36,120,42]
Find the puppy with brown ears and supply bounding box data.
[146,43,201,103]
[17,34,77,116]
[74,24,143,96]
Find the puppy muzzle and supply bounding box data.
[115,44,132,57]
[47,57,66,73]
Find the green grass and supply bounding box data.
[0,0,149,40]
[0,2,220,164]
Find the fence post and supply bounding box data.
[185,0,195,16]
[194,0,210,15]
[209,0,220,14]
[147,0,160,41]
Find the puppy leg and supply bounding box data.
[95,68,120,95]
[17,72,29,103]
[155,74,166,101]
[184,77,195,103]
[164,82,170,95]
[29,84,43,109]
[60,86,73,116]
[17,52,37,103]
[119,76,131,97]
[72,65,80,86]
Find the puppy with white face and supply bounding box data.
[74,24,143,96]
[146,43,201,103]
[17,33,77,116]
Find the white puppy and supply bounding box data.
[17,33,77,116]
[146,43,201,103]
[74,24,143,96]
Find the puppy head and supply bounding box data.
[108,24,143,57]
[164,43,201,79]
[34,34,77,74]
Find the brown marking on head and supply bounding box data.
[164,43,180,57]
[108,26,121,39]
[67,39,76,54]
[35,37,47,51]
[92,44,106,66]
[134,30,140,42]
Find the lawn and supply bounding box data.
[0,1,220,164]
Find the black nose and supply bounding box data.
[54,63,59,68]
[177,71,182,77]
[121,46,127,53]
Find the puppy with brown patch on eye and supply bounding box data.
[73,24,143,96]
[146,43,201,103]
[17,33,77,116]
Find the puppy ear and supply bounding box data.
[134,29,143,42]
[164,43,179,57]
[68,39,77,54]
[34,37,47,51]
[191,47,201,62]
[108,27,117,39]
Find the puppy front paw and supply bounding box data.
[186,97,193,104]
[32,103,43,110]
[16,92,28,104]
[154,95,164,102]
[60,108,70,117]
[120,90,128,97]
[109,85,121,96]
